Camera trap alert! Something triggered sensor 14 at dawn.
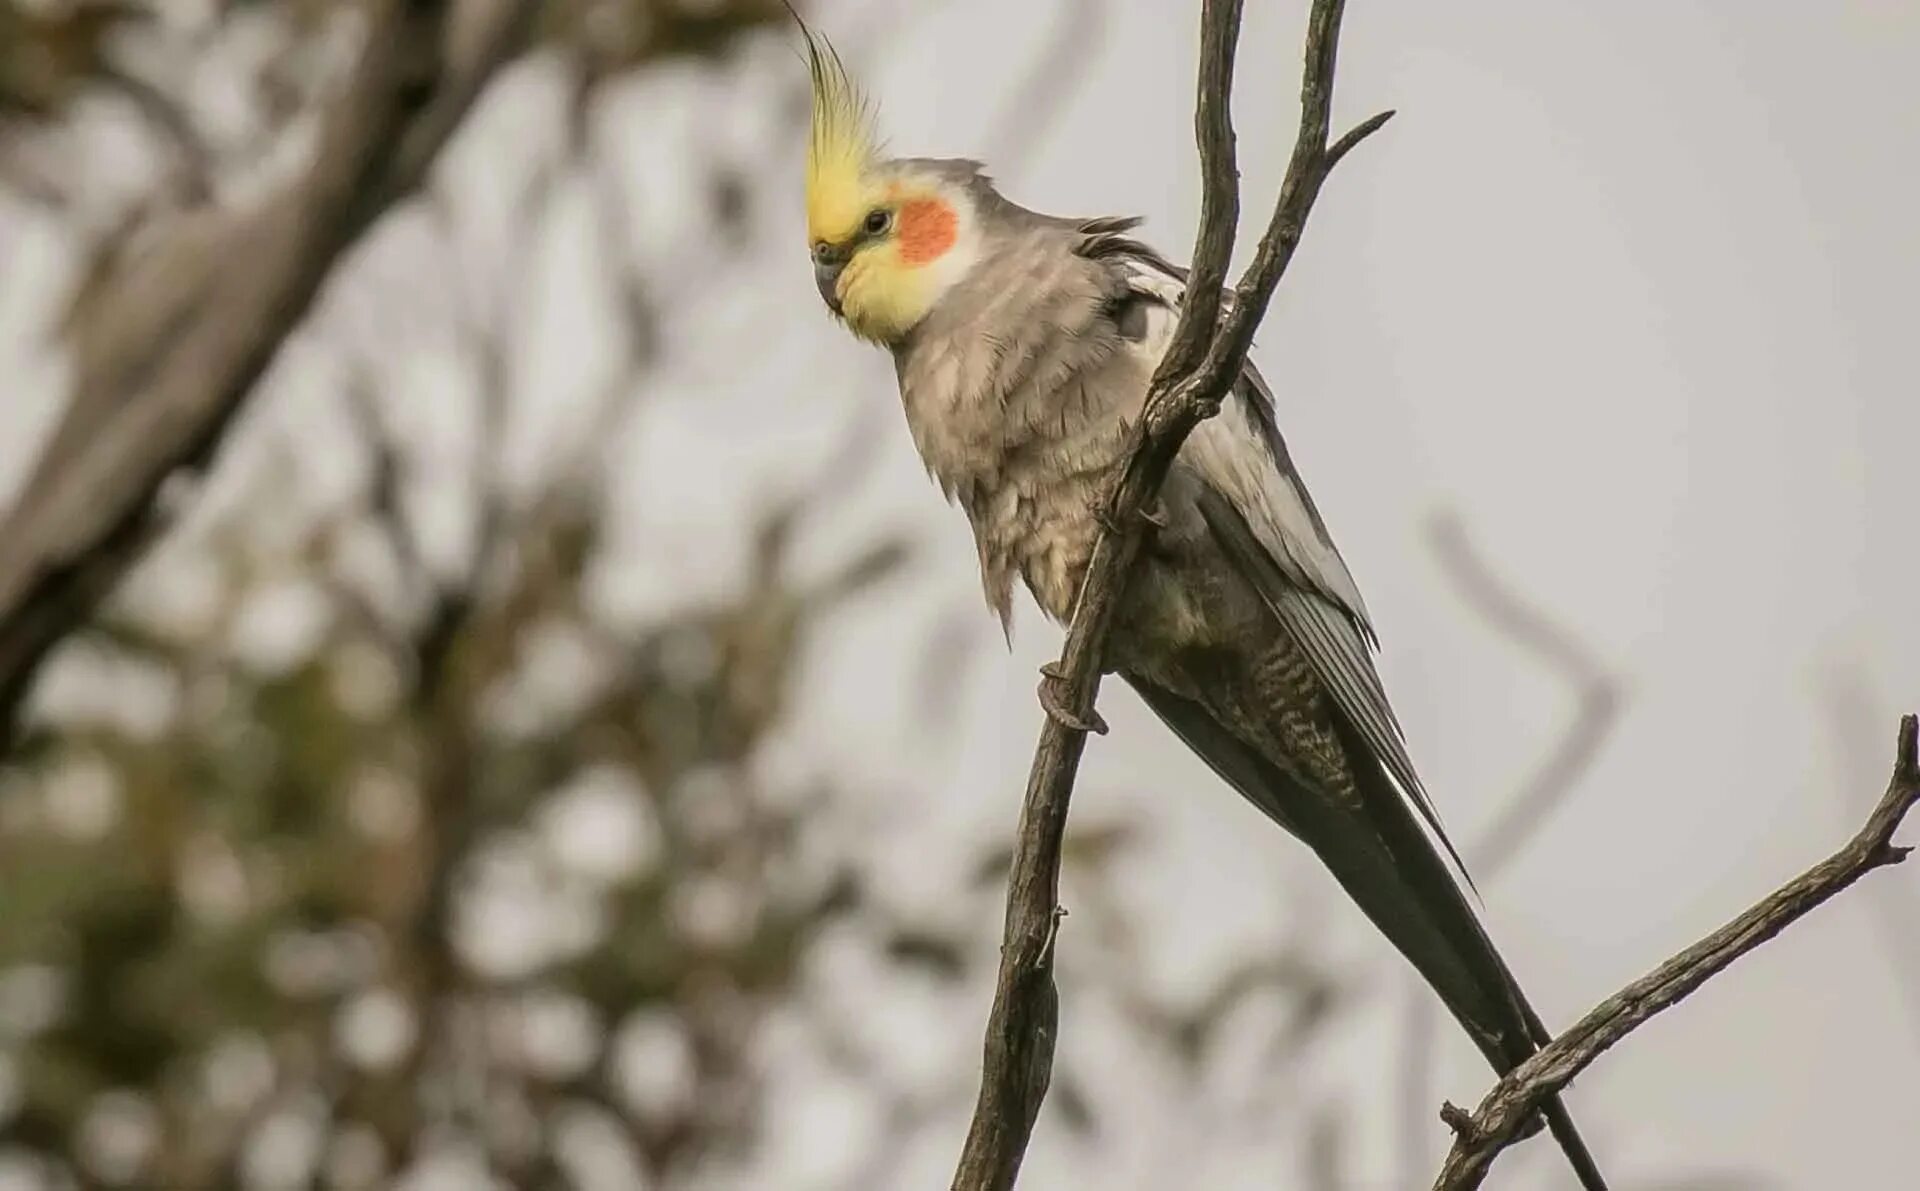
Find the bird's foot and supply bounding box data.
[1041,904,1069,963]
[1088,495,1167,537]
[1038,661,1107,735]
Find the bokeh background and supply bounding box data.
[0,1,1915,1188]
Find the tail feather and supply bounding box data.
[1339,719,1607,1190]
[1128,676,1607,1190]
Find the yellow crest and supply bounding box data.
[791,6,880,244]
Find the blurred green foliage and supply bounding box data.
[0,460,911,1186]
[0,0,794,123]
[0,1,933,1186]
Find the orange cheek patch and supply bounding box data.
[897,198,958,266]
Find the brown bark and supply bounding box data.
[1432,715,1920,1190]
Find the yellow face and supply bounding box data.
[812,180,964,344]
[800,22,964,344]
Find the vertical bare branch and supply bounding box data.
[949,3,1393,1187]
[1150,0,1243,388]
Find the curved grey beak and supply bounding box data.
[814,257,846,315]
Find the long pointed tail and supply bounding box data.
[1128,677,1608,1189]
[1331,715,1608,1190]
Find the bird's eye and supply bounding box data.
[863,208,892,236]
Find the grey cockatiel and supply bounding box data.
[798,22,1605,1189]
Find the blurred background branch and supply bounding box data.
[1429,511,1624,876]
[1398,509,1626,1185]
[0,0,540,753]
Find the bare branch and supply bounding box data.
[1432,714,1920,1190]
[1819,667,1920,1046]
[1152,0,1243,388]
[949,3,1390,1187]
[1326,108,1395,170]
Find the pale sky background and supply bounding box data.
[2,1,1917,1189]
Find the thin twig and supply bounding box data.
[1432,714,1920,1190]
[1819,667,1920,1047]
[948,2,1392,1187]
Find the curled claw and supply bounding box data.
[1088,497,1124,537]
[1038,661,1107,735]
[1041,683,1107,734]
[1089,494,1167,538]
[1041,905,1068,963]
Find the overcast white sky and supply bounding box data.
[3,1,1917,1188]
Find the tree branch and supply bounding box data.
[949,3,1390,1187]
[1819,668,1920,1047]
[1432,714,1920,1190]
[0,0,537,754]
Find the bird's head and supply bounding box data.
[796,17,978,346]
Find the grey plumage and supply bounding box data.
[873,160,1605,1188]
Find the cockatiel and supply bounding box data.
[795,20,1606,1189]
